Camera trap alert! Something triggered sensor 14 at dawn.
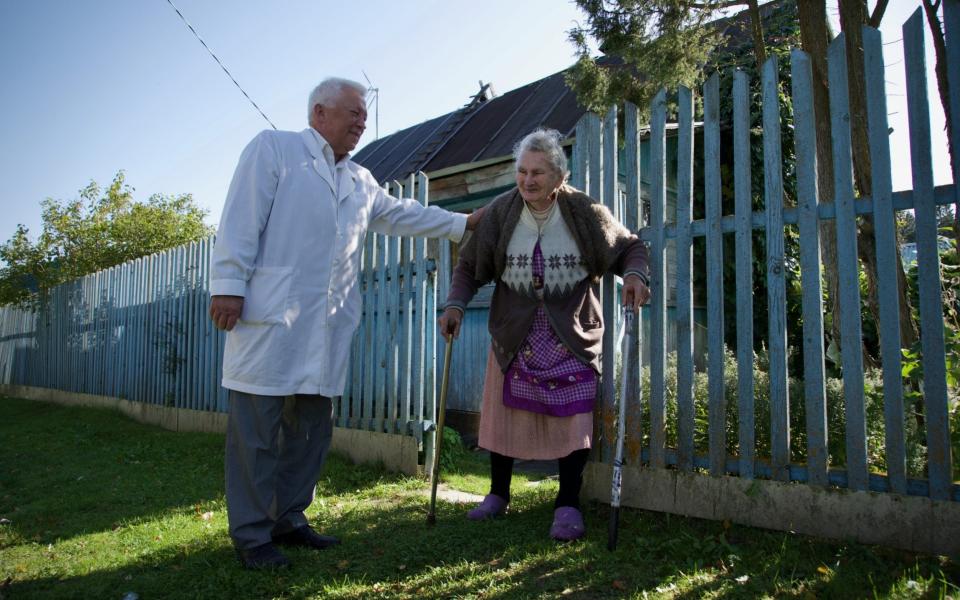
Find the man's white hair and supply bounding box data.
[307,77,367,120]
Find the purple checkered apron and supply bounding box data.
[503,240,597,416]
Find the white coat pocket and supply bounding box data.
[241,266,294,324]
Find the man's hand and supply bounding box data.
[622,274,650,310]
[438,307,464,342]
[210,295,244,331]
[465,205,487,230]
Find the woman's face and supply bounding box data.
[516,151,563,206]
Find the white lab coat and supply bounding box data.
[210,128,466,397]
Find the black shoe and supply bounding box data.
[236,542,291,570]
[273,526,340,550]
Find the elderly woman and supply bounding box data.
[438,128,649,541]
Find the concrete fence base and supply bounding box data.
[583,462,960,557]
[1,385,421,476]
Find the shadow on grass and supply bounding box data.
[1,399,225,546]
[9,493,957,600]
[0,398,398,547]
[3,397,958,599]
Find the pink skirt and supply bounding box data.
[478,348,593,460]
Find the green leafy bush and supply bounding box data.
[615,238,959,481]
[618,347,928,477]
[439,425,470,473]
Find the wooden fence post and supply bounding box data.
[863,25,907,494]
[791,49,829,487]
[828,33,868,491]
[733,69,757,480]
[704,72,727,477]
[904,9,953,501]
[648,89,667,470]
[675,86,696,473]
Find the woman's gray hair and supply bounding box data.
[512,128,568,179]
[307,77,367,119]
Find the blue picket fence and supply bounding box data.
[0,8,956,530]
[0,240,228,412]
[0,178,442,444]
[574,11,958,504]
[343,173,440,443]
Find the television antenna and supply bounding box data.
[362,70,380,140]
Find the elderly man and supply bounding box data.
[210,77,481,570]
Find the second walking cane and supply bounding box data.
[608,304,637,550]
[427,335,455,525]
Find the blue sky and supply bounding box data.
[0,1,950,248]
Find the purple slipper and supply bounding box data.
[467,494,508,521]
[550,506,585,541]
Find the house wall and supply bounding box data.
[429,159,515,207]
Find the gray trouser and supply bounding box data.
[225,390,334,550]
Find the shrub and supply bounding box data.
[439,426,470,473]
[617,347,929,477]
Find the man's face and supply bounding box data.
[313,87,367,159]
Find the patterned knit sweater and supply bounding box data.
[446,185,649,373]
[501,202,588,299]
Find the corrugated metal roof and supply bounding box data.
[352,71,582,184]
[353,0,795,184]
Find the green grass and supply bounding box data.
[1,396,957,599]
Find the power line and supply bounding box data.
[164,0,277,130]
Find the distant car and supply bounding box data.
[900,236,952,266]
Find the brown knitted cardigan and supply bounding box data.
[445,185,648,373]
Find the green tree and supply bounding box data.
[566,0,727,115]
[568,0,805,362]
[0,171,214,307]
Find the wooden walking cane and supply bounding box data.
[427,335,454,525]
[608,304,636,550]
